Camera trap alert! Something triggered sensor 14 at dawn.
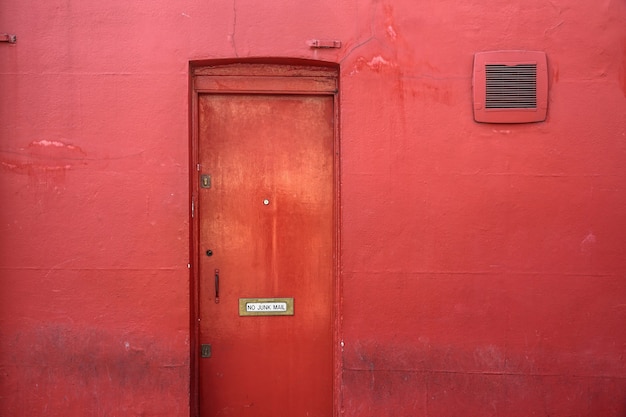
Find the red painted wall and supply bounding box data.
[1,0,625,416]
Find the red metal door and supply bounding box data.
[196,93,334,417]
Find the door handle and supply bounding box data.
[214,269,220,304]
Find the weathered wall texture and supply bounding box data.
[1,0,625,415]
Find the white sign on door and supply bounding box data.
[238,298,294,316]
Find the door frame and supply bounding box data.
[188,59,341,417]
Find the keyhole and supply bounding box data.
[206,250,213,257]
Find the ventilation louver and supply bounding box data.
[473,51,548,123]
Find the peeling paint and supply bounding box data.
[0,139,87,182]
[31,140,77,149]
[580,232,597,252]
[350,55,397,75]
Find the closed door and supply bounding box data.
[196,93,334,417]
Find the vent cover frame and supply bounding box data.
[473,50,548,123]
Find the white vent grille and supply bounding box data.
[485,64,537,109]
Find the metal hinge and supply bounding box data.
[0,33,17,44]
[191,199,195,218]
[201,344,211,358]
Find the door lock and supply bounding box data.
[200,174,211,189]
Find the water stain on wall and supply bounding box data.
[0,324,188,416]
[0,140,88,184]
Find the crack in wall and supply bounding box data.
[230,0,238,57]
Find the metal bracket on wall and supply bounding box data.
[307,39,341,49]
[0,33,17,44]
